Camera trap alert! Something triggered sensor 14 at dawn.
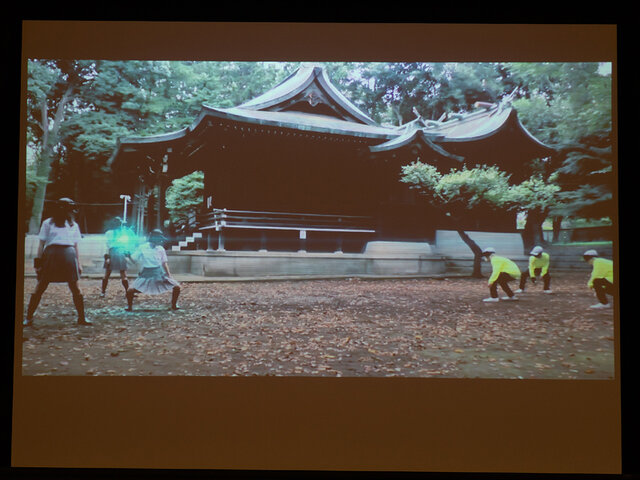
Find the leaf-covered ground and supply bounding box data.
[19,274,615,378]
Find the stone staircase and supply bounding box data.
[170,232,203,252]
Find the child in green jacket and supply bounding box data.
[481,247,521,303]
[515,245,552,294]
[583,249,614,309]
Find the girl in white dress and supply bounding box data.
[126,229,180,311]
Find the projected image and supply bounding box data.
[20,60,615,378]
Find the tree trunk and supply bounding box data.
[456,228,484,278]
[27,84,75,234]
[552,216,563,243]
[28,100,51,234]
[522,209,547,253]
[391,105,404,126]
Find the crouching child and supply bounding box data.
[583,249,614,309]
[126,229,180,311]
[481,247,521,303]
[515,245,552,294]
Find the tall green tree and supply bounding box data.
[165,171,205,227]
[55,60,176,231]
[507,62,613,236]
[506,174,562,249]
[401,162,563,275]
[508,62,611,145]
[401,163,513,277]
[332,62,516,126]
[26,59,92,233]
[551,130,614,225]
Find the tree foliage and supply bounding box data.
[551,131,614,220]
[401,163,515,276]
[401,162,565,273]
[507,62,613,228]
[508,62,611,145]
[401,163,514,211]
[165,171,205,226]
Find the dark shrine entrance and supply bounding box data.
[195,125,415,253]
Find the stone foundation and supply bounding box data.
[21,233,611,279]
[172,247,446,279]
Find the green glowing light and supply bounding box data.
[113,227,141,252]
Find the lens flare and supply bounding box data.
[114,227,141,252]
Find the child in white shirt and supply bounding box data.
[25,197,91,326]
[126,229,181,311]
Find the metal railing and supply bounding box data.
[198,208,376,233]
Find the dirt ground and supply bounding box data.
[18,273,616,379]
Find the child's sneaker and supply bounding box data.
[514,289,524,294]
[483,297,500,303]
[543,289,553,294]
[589,303,611,309]
[501,296,518,301]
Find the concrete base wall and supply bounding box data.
[434,230,525,257]
[22,234,613,279]
[174,249,446,278]
[435,232,613,274]
[22,236,446,278]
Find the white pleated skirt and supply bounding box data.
[131,266,180,295]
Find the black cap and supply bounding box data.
[149,229,166,240]
[56,197,77,212]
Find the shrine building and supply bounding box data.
[108,64,553,254]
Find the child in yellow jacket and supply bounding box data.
[583,249,614,309]
[515,245,552,294]
[481,247,521,302]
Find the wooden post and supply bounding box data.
[259,231,267,252]
[157,150,170,230]
[134,183,147,236]
[217,229,226,251]
[335,234,344,254]
[156,176,165,230]
[298,229,306,253]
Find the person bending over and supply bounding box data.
[583,249,614,309]
[481,247,521,303]
[515,245,552,294]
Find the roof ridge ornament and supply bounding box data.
[306,90,321,107]
[473,101,496,110]
[498,87,519,112]
[409,107,443,130]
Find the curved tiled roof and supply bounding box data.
[369,125,464,162]
[236,64,379,126]
[429,105,548,148]
[200,105,395,139]
[110,65,554,173]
